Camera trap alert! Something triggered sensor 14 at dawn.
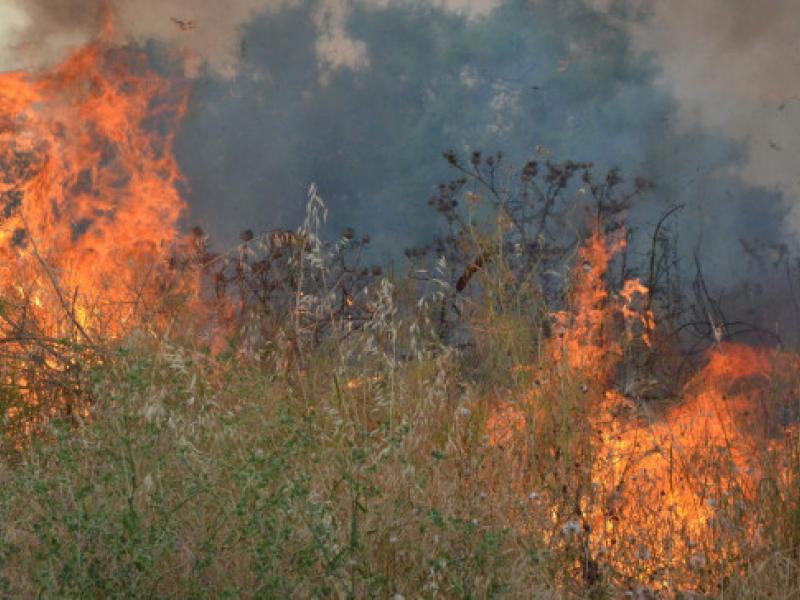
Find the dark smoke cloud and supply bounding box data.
[176,0,791,250]
[170,0,797,340]
[2,0,798,337]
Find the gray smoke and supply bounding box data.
[0,0,99,71]
[2,0,799,341]
[0,0,295,76]
[0,0,498,77]
[593,0,800,239]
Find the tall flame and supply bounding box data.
[0,31,188,338]
[549,229,628,379]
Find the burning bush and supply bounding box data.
[0,24,193,445]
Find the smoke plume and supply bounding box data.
[3,0,799,338]
[0,0,291,77]
[593,0,800,240]
[0,0,499,79]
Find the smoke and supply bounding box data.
[0,0,292,77]
[0,0,99,72]
[592,0,800,240]
[4,0,796,250]
[2,0,798,337]
[0,0,499,79]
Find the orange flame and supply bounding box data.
[486,227,799,591]
[0,32,189,337]
[549,229,628,379]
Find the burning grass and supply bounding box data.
[0,228,798,598]
[0,19,799,599]
[482,229,800,596]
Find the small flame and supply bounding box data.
[345,375,382,390]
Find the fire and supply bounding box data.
[344,375,383,390]
[486,226,800,592]
[549,229,630,379]
[0,12,193,442]
[0,24,188,340]
[586,343,799,590]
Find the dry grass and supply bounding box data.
[0,197,798,597]
[0,294,795,598]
